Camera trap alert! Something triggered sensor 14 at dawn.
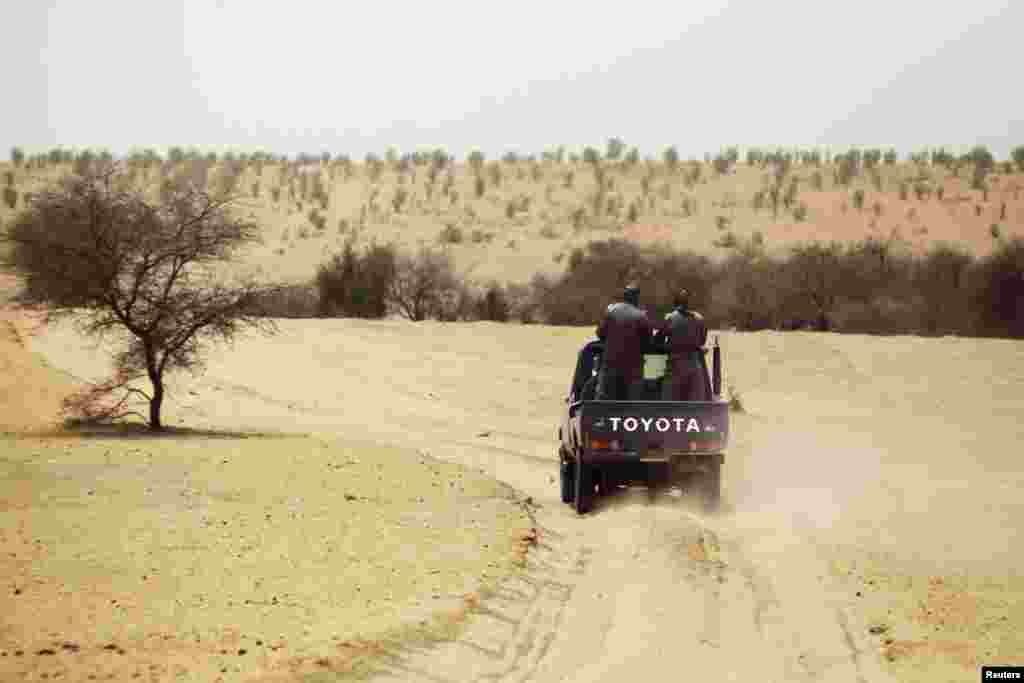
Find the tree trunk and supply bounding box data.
[149,382,164,430]
[147,357,164,431]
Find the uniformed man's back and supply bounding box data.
[660,290,710,401]
[595,284,655,400]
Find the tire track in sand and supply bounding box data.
[364,487,897,683]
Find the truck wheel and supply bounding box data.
[598,470,617,496]
[575,461,594,515]
[560,453,575,504]
[700,459,721,513]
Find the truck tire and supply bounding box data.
[560,452,575,504]
[575,460,594,515]
[700,459,721,513]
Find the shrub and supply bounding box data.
[971,166,989,194]
[811,171,824,191]
[504,281,540,323]
[713,232,739,249]
[308,209,327,232]
[570,207,587,231]
[727,384,744,412]
[836,152,858,186]
[784,178,799,209]
[605,138,626,161]
[971,237,1024,337]
[752,191,765,211]
[852,189,866,211]
[870,168,883,192]
[476,282,510,321]
[365,154,384,182]
[474,175,485,199]
[539,225,560,239]
[315,240,397,318]
[778,241,847,331]
[914,242,973,335]
[251,283,319,318]
[468,150,485,173]
[389,246,460,321]
[1012,145,1024,172]
[2,187,16,210]
[392,187,408,213]
[627,202,639,224]
[434,279,479,322]
[663,146,680,170]
[536,239,714,325]
[966,145,995,173]
[438,224,464,244]
[793,203,808,221]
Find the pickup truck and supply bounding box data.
[558,336,729,514]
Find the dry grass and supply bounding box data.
[0,306,533,683]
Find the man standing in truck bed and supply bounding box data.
[660,289,710,401]
[595,283,656,401]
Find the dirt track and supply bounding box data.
[19,317,1024,682]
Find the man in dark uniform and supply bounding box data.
[659,289,710,401]
[595,283,656,400]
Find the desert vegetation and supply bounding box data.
[1,168,284,429]
[2,142,1022,340]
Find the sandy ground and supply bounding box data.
[0,310,534,682]
[10,311,1024,682]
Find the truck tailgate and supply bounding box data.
[579,400,729,456]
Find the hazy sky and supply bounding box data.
[4,0,1022,161]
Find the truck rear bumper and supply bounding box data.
[582,451,724,466]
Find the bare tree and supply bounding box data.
[387,247,459,321]
[1,167,281,430]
